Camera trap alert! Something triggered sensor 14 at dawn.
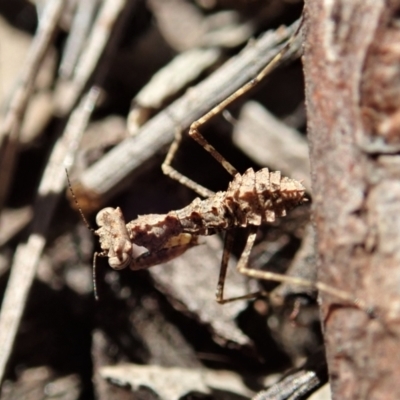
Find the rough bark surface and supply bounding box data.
[303,1,400,399]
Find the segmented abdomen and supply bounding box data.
[175,168,306,234]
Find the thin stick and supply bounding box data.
[59,0,99,79]
[0,87,99,384]
[0,0,65,213]
[55,0,127,115]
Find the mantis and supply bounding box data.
[94,18,373,315]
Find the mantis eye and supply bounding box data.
[96,207,116,226]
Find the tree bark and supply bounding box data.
[303,1,400,399]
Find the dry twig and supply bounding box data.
[0,87,100,384]
[0,0,65,212]
[55,0,127,115]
